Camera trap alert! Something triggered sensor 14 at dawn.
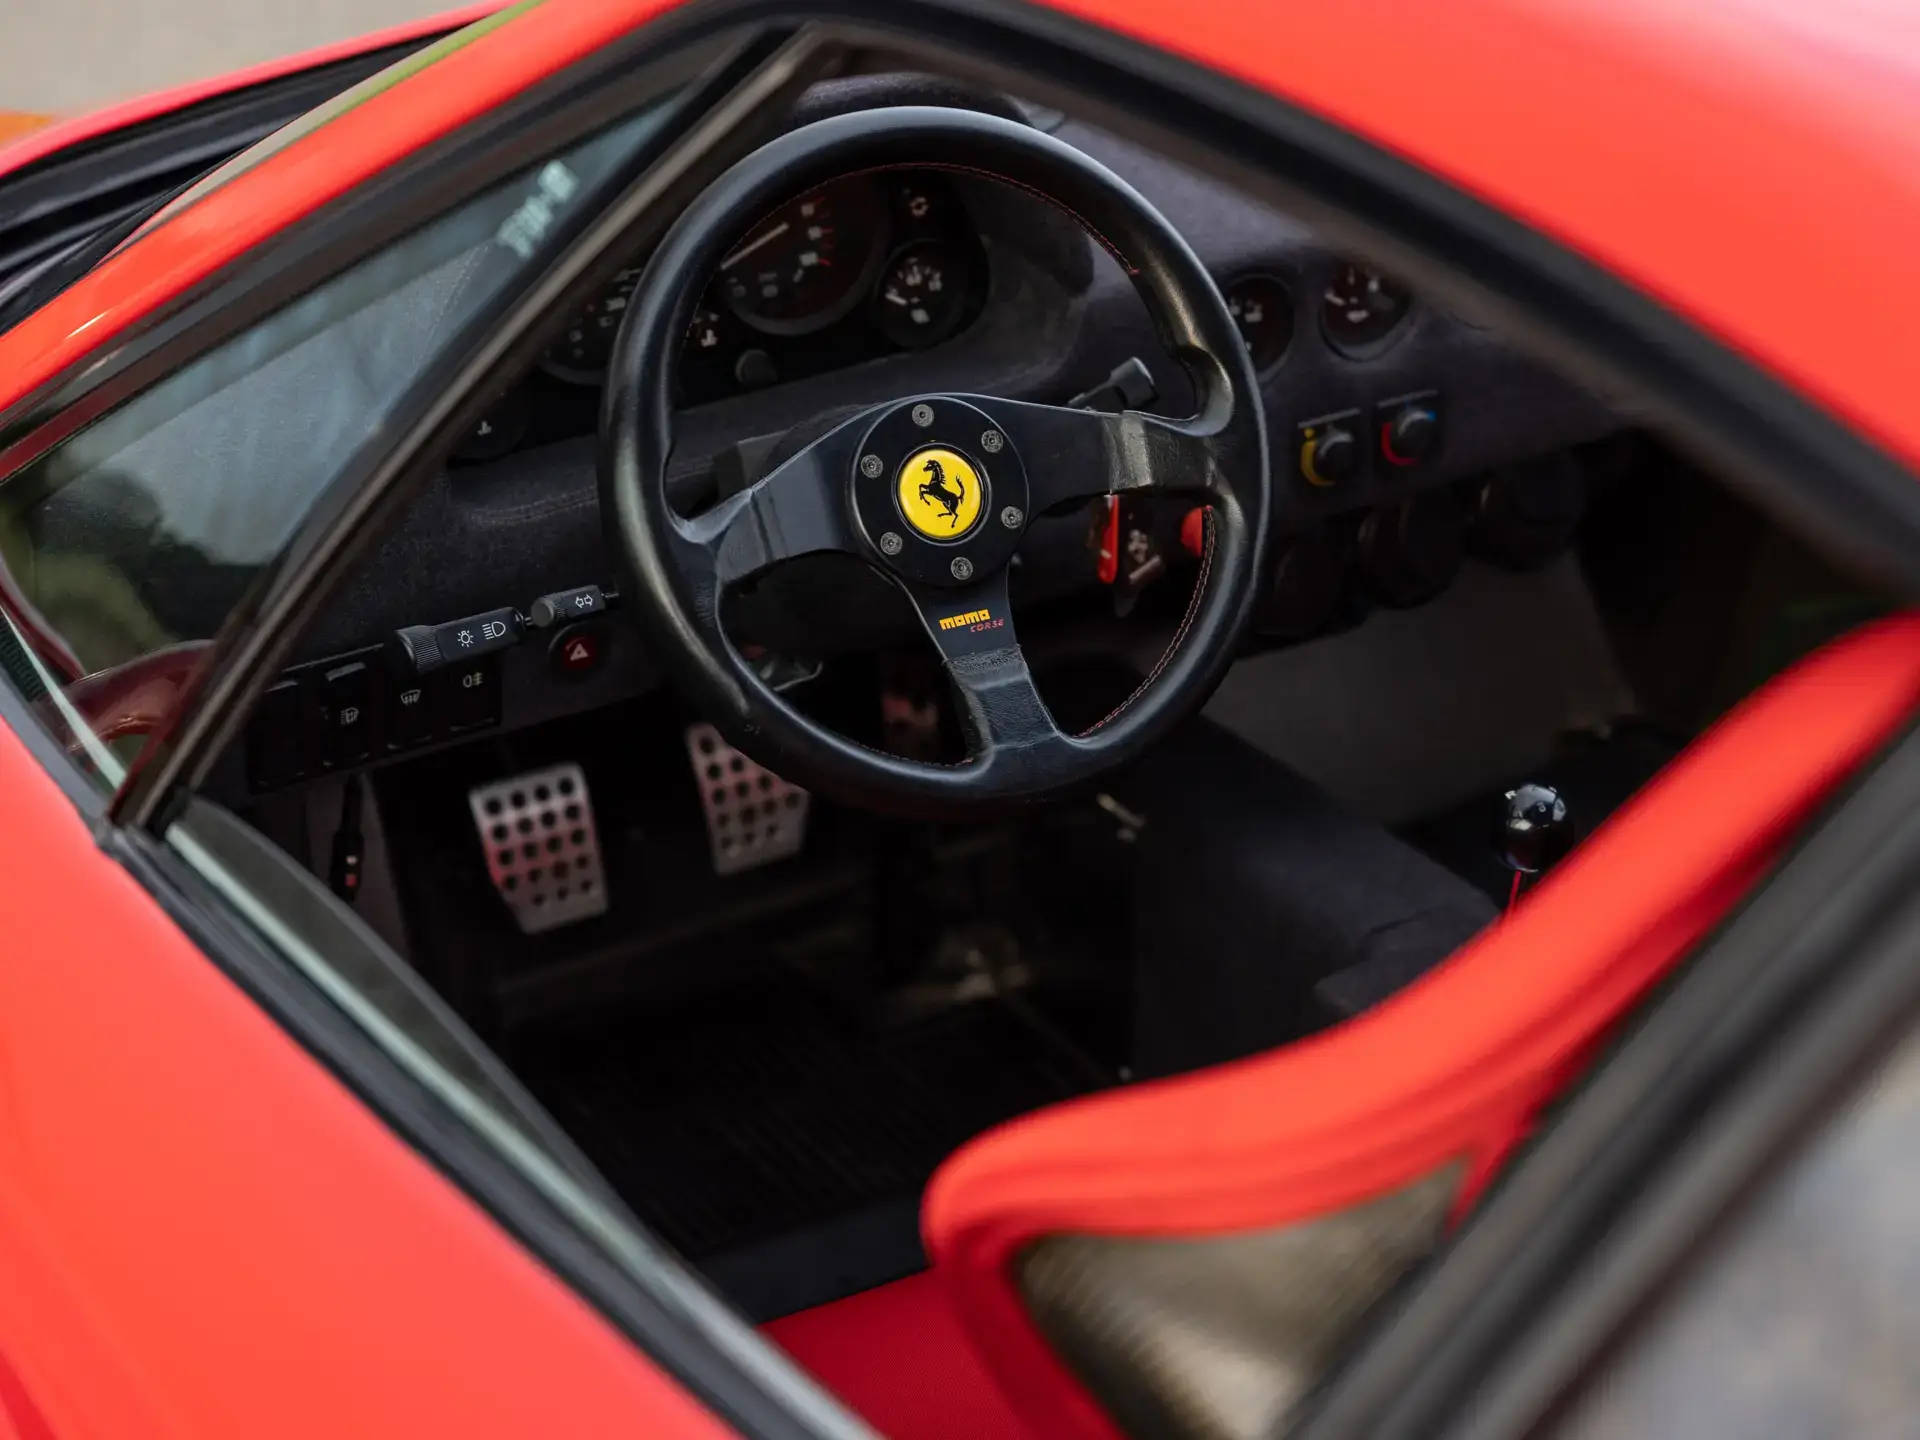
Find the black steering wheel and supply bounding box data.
[603,107,1269,817]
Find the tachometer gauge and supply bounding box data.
[1321,261,1411,355]
[874,242,968,349]
[719,179,884,336]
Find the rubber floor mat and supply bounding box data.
[510,974,1097,1262]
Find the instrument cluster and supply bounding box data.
[540,170,985,404]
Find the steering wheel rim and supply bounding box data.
[603,106,1269,817]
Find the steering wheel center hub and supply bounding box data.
[851,397,1030,588]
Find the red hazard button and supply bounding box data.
[550,623,605,680]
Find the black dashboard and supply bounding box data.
[224,79,1623,801]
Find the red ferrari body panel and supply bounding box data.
[0,720,733,1437]
[1,0,1918,1436]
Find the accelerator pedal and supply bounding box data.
[686,722,810,876]
[467,762,609,934]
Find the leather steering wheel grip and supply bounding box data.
[601,105,1269,817]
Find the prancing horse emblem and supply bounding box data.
[895,446,983,539]
[917,457,966,528]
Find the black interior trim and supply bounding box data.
[1290,717,1920,1439]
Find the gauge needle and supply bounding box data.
[721,221,791,271]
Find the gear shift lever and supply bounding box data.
[1498,782,1574,912]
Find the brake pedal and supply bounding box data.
[686,722,809,875]
[468,762,609,934]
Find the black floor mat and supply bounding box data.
[509,969,1096,1297]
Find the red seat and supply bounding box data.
[769,617,1920,1440]
[765,1271,1039,1440]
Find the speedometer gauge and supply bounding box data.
[542,265,642,381]
[719,179,885,336]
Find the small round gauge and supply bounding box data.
[874,242,968,349]
[1321,261,1411,354]
[719,179,885,336]
[542,264,644,381]
[1224,274,1295,372]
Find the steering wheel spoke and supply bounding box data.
[989,399,1227,514]
[686,436,867,590]
[903,570,1063,760]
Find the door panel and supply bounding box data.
[0,714,732,1436]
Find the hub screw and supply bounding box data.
[981,429,1004,454]
[880,532,905,556]
[950,556,975,581]
[1000,505,1024,529]
[859,453,884,478]
[911,403,935,428]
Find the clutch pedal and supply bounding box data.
[686,722,809,875]
[468,762,609,934]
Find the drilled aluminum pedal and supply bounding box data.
[468,762,608,934]
[686,722,809,875]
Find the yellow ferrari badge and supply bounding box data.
[896,447,984,539]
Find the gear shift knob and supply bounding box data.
[1499,782,1574,876]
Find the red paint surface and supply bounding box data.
[0,719,732,1435]
[923,615,1920,1439]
